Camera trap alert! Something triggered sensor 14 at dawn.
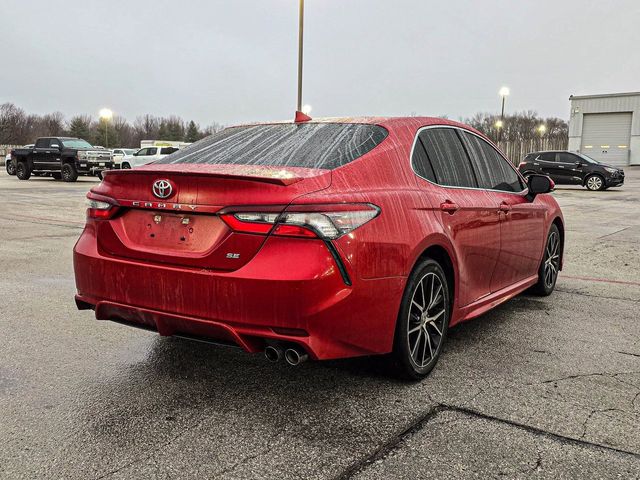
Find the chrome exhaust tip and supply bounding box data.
[284,347,309,366]
[265,345,284,363]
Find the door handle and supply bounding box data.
[440,201,460,214]
[499,202,512,213]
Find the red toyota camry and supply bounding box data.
[73,117,563,379]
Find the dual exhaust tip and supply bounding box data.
[265,345,308,366]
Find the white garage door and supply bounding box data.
[580,112,632,166]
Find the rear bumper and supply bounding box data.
[73,224,405,360]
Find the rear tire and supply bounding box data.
[531,224,561,296]
[61,163,78,182]
[16,161,31,180]
[6,159,16,175]
[391,258,451,380]
[585,174,605,191]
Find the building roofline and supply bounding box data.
[569,91,640,100]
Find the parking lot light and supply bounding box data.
[537,124,547,135]
[495,120,504,129]
[302,104,312,115]
[98,108,113,148]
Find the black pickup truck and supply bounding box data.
[10,137,114,182]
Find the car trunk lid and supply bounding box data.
[90,164,331,270]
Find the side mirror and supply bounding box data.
[575,161,583,167]
[527,174,554,201]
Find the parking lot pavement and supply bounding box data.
[0,170,638,479]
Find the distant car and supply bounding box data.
[111,148,137,168]
[519,150,625,191]
[120,146,179,169]
[74,117,563,379]
[5,144,34,175]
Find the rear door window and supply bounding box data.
[538,152,556,162]
[160,147,179,155]
[461,132,525,192]
[411,134,437,182]
[419,128,477,188]
[156,123,389,170]
[557,153,577,164]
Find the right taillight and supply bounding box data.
[220,204,380,240]
[86,198,118,219]
[518,162,526,169]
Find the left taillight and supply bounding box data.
[86,198,118,219]
[220,204,380,240]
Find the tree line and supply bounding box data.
[1,102,568,161]
[0,103,223,148]
[462,111,569,163]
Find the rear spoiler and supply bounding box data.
[102,168,305,186]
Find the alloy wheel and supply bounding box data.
[407,272,446,368]
[543,231,560,289]
[587,176,603,191]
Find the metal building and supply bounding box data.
[568,92,640,166]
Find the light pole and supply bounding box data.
[498,87,509,142]
[99,108,113,148]
[297,0,305,114]
[495,120,504,143]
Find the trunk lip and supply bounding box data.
[102,164,330,186]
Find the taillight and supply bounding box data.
[518,162,526,169]
[86,198,118,219]
[220,204,380,240]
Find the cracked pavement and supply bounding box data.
[0,169,639,479]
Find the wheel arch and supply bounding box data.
[412,243,456,313]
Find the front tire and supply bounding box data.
[532,224,561,296]
[585,174,605,191]
[6,159,16,175]
[16,161,31,180]
[391,258,451,380]
[61,163,78,182]
[121,162,131,169]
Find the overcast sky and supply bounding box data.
[1,0,639,126]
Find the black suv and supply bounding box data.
[519,151,625,191]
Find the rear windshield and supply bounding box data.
[156,123,388,170]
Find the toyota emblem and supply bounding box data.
[152,179,173,199]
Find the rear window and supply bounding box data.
[160,147,179,155]
[156,123,389,170]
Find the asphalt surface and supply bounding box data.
[0,169,639,479]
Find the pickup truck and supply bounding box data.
[10,137,114,182]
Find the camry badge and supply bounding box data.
[152,179,173,199]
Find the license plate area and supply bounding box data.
[115,209,227,254]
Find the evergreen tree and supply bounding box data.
[67,115,92,140]
[184,120,200,142]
